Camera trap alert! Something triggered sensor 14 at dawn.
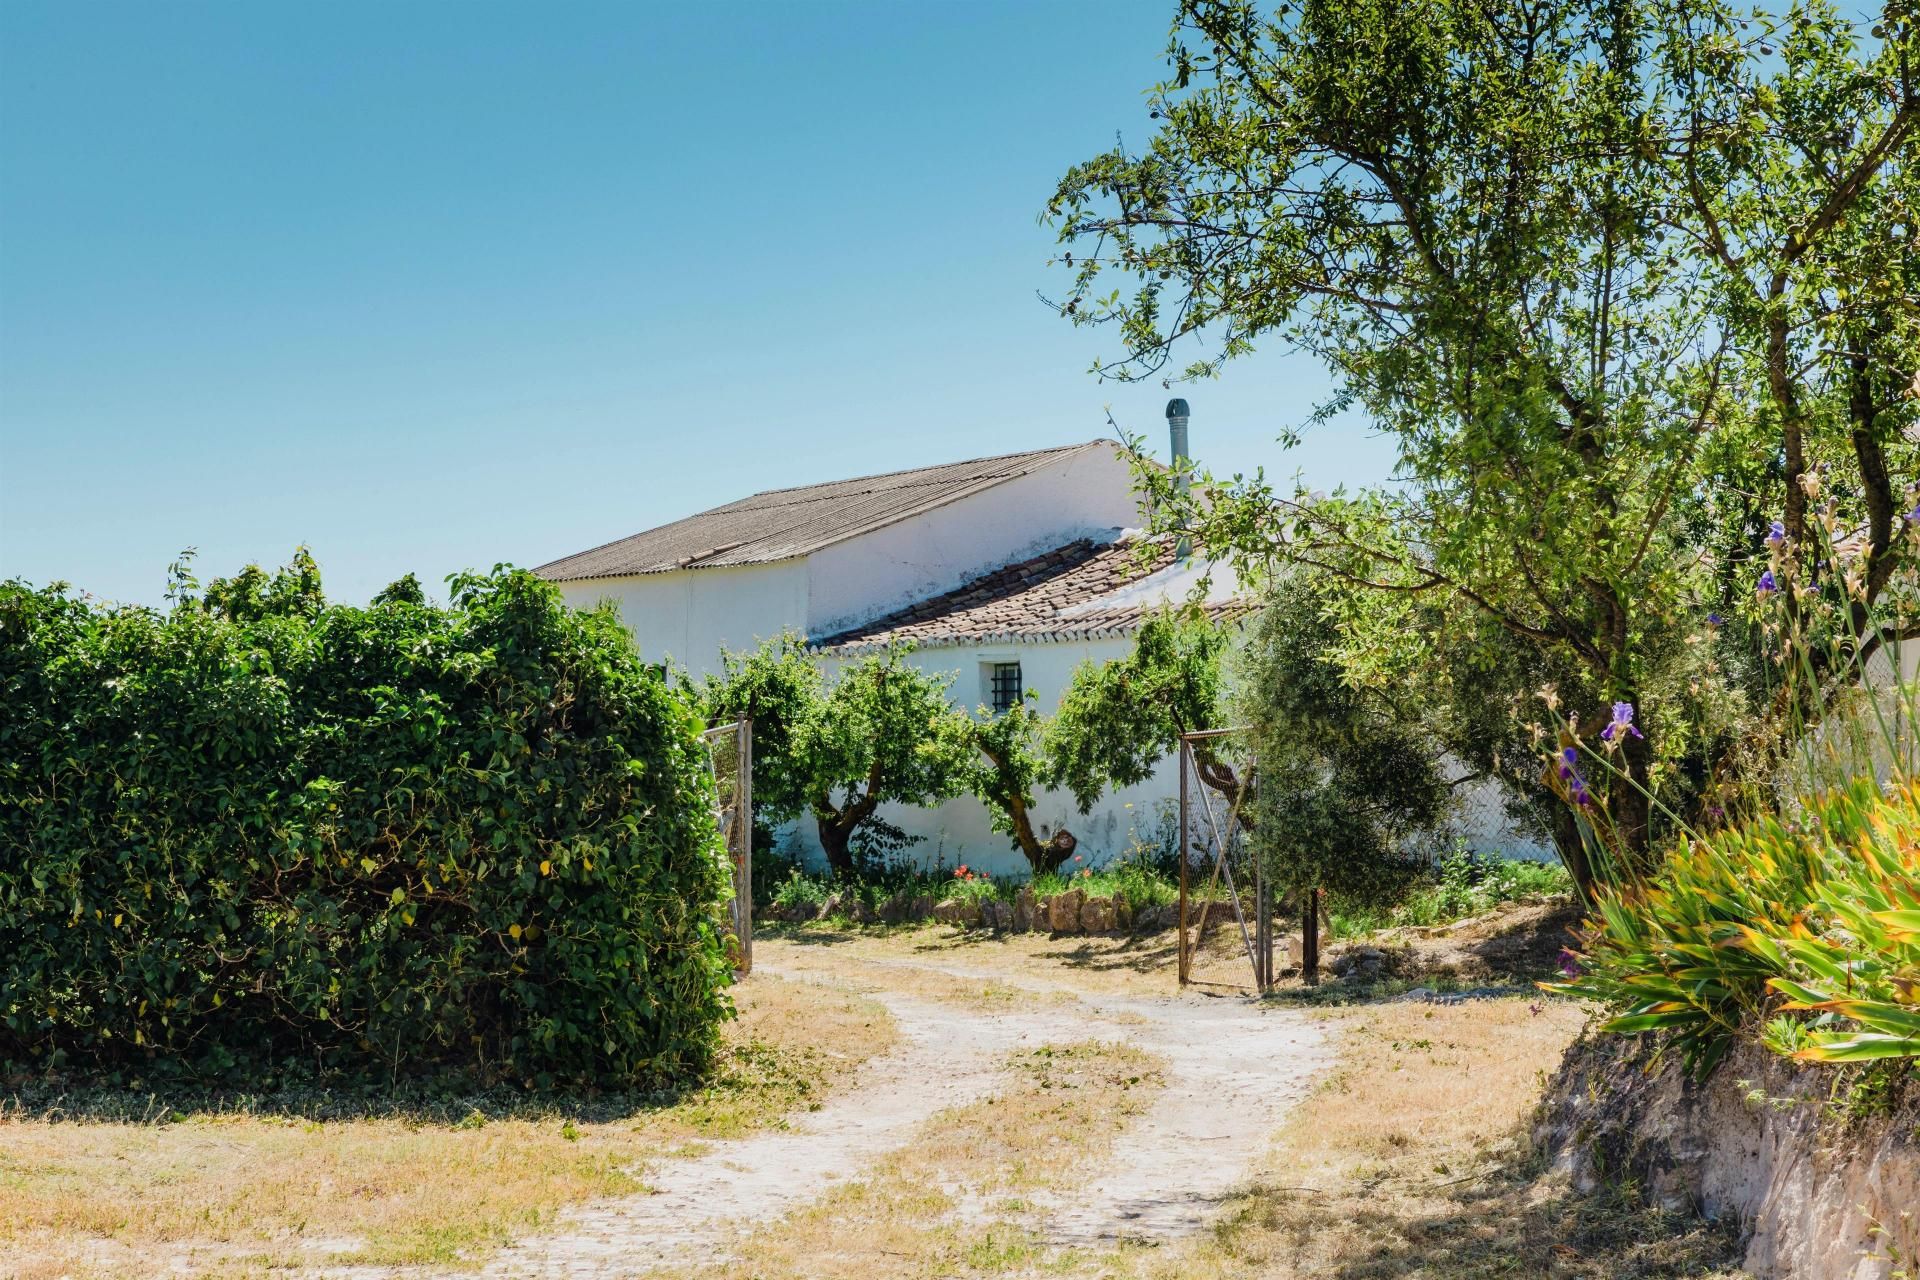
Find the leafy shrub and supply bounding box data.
[1550,778,1920,1075]
[1325,850,1572,938]
[768,868,829,914]
[0,561,734,1090]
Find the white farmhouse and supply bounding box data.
[537,436,1234,875]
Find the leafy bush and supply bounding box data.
[1326,851,1572,938]
[768,868,829,915]
[1550,778,1920,1075]
[0,560,734,1090]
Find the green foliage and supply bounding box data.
[964,698,1071,873]
[1329,852,1573,938]
[1550,778,1920,1076]
[1045,611,1228,811]
[1048,0,1920,874]
[0,556,734,1090]
[768,868,830,915]
[701,633,821,830]
[1239,572,1450,906]
[705,639,974,878]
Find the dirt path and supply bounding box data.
[475,989,1048,1279]
[463,948,1328,1277]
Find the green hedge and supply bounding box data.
[0,562,733,1089]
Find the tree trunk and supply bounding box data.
[813,789,877,880]
[1192,746,1257,832]
[1612,730,1652,875]
[1005,787,1075,875]
[814,814,856,879]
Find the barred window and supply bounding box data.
[990,662,1023,713]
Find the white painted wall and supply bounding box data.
[803,444,1141,637]
[554,559,809,680]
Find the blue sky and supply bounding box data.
[0,1,1398,606]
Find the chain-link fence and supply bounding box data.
[701,718,753,975]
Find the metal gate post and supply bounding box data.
[1177,738,1191,986]
[737,715,753,976]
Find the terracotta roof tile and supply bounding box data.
[816,537,1248,653]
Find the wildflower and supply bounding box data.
[1765,519,1786,547]
[1599,702,1643,744]
[1080,867,1092,879]
[1557,745,1578,780]
[1757,569,1777,595]
[1799,470,1822,499]
[1907,502,1920,524]
[954,864,968,879]
[1536,683,1561,711]
[1707,612,1725,627]
[1557,948,1582,978]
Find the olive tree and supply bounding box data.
[1238,572,1453,972]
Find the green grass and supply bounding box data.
[1327,852,1573,940]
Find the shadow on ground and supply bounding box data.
[1207,1163,1747,1280]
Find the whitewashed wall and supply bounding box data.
[554,559,809,679]
[803,444,1141,637]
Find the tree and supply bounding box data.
[1046,0,1920,879]
[1044,609,1252,820]
[965,697,1080,874]
[707,639,974,878]
[702,633,823,832]
[801,652,975,876]
[1238,573,1452,947]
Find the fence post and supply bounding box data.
[1302,886,1321,985]
[738,715,753,976]
[1178,738,1190,986]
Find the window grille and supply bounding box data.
[990,662,1023,713]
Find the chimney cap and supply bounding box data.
[1165,398,1190,419]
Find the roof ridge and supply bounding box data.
[733,439,1109,503]
[535,438,1126,583]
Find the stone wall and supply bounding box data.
[757,885,1182,935]
[1538,1031,1920,1279]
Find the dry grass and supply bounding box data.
[761,914,1267,1001]
[0,975,895,1279]
[677,1038,1167,1280]
[1085,998,1748,1280]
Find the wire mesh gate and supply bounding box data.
[1176,728,1277,992]
[701,718,753,975]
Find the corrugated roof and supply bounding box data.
[815,536,1250,654]
[536,441,1117,582]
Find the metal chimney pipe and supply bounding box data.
[1166,398,1191,559]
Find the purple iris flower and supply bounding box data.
[1599,701,1644,743]
[1558,745,1578,779]
[1908,504,1920,524]
[1557,948,1583,978]
[1757,569,1777,595]
[1707,612,1725,627]
[1765,520,1786,547]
